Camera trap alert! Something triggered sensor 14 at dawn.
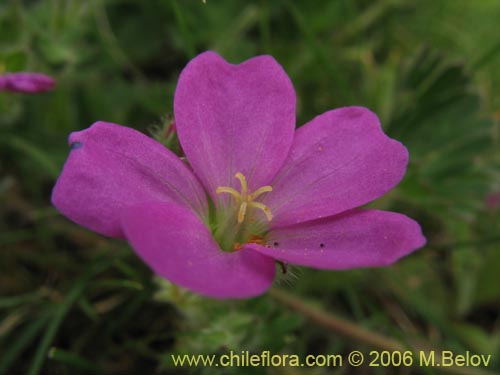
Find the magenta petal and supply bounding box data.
[52,121,208,238]
[121,202,276,299]
[0,72,55,93]
[265,107,409,226]
[248,209,425,269]
[174,51,296,195]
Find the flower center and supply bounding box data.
[211,172,274,251]
[216,172,273,224]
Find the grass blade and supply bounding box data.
[27,257,112,375]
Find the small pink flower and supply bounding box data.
[486,191,500,210]
[52,52,425,299]
[0,72,55,93]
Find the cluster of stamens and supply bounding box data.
[216,172,273,223]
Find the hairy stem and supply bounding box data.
[269,288,496,375]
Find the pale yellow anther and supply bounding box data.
[238,201,248,223]
[248,202,273,221]
[250,186,273,200]
[234,172,248,198]
[216,172,273,224]
[215,187,241,202]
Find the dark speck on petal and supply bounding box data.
[343,107,364,119]
[70,142,83,150]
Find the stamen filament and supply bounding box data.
[238,201,248,223]
[235,172,248,198]
[216,172,273,226]
[251,186,273,200]
[248,201,273,221]
[215,187,241,202]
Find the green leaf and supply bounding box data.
[28,257,112,375]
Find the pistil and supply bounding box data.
[216,172,273,224]
[212,172,273,251]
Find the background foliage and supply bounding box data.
[1,0,499,374]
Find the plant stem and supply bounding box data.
[268,288,496,375]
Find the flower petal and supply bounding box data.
[248,209,425,269]
[0,72,55,93]
[52,121,208,238]
[174,51,296,196]
[265,107,409,226]
[121,202,276,299]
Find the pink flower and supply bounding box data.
[486,191,500,210]
[52,52,425,299]
[0,72,55,93]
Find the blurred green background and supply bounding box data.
[1,0,499,374]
